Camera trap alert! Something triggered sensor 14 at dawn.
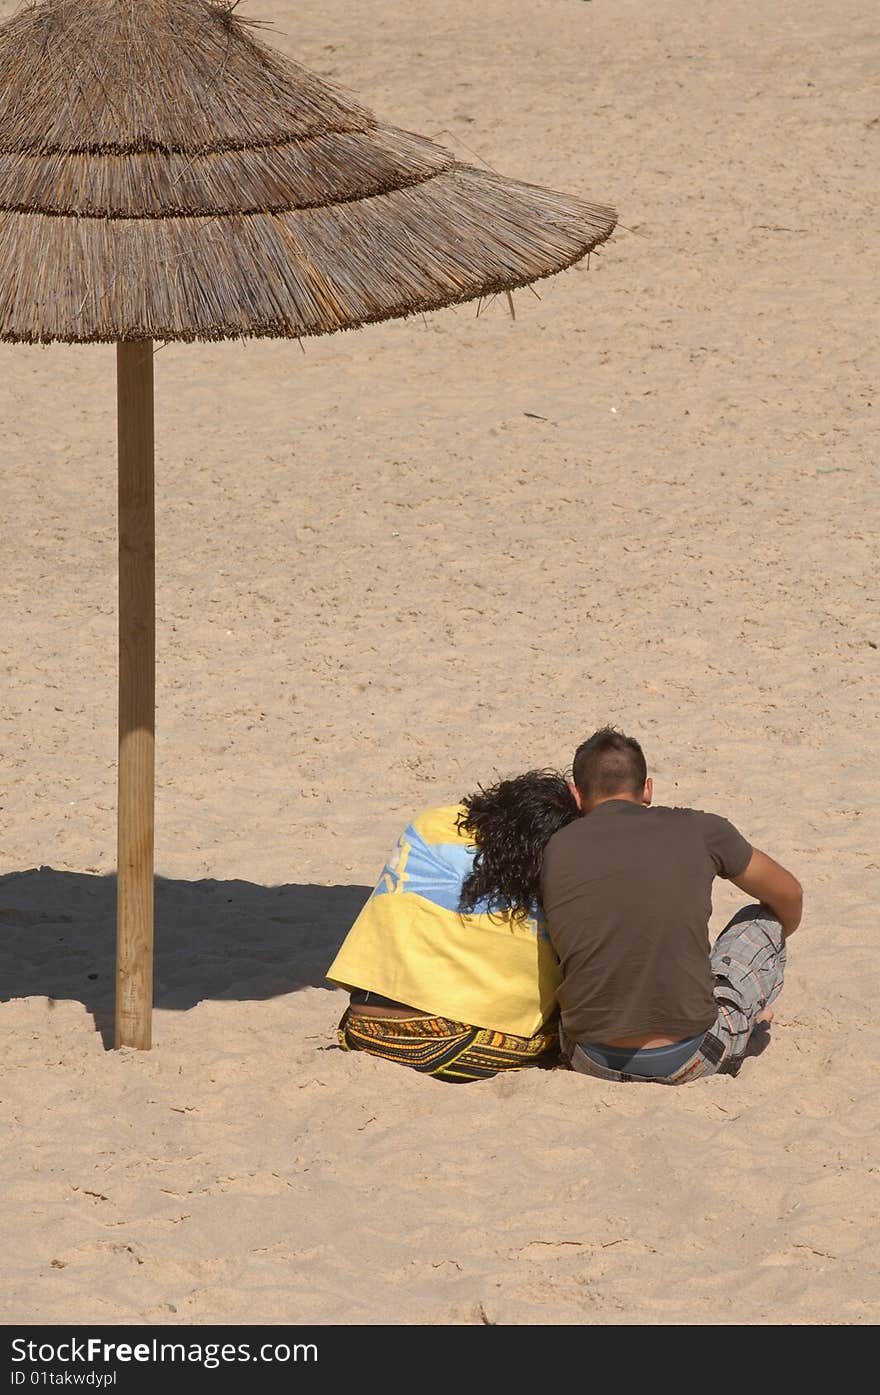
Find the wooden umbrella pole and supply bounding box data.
[115,340,156,1049]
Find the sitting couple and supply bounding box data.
[326,728,802,1086]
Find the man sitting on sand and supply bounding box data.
[540,727,802,1085]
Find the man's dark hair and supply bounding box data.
[572,728,647,802]
[456,770,578,921]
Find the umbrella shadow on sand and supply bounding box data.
[0,867,370,1049]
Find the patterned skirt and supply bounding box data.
[337,1008,559,1083]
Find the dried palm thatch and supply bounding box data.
[0,0,617,343]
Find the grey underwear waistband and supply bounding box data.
[579,1032,707,1078]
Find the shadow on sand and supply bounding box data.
[0,866,370,1048]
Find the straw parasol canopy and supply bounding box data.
[0,0,617,1045]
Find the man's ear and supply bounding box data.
[642,777,653,807]
[568,780,584,812]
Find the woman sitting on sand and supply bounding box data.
[326,771,578,1083]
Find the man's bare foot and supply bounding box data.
[755,1006,774,1025]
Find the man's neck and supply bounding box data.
[584,792,645,815]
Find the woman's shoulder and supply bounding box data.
[408,804,470,848]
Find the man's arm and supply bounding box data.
[729,848,803,938]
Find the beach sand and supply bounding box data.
[1,0,877,1324]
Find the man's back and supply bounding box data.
[541,800,752,1043]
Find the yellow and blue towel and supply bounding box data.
[326,805,560,1037]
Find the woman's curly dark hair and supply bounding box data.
[456,769,578,922]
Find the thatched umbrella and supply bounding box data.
[0,0,617,1048]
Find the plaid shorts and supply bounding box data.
[563,904,787,1085]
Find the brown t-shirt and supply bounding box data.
[540,801,752,1043]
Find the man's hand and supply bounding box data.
[730,848,803,937]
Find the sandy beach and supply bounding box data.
[1,0,878,1324]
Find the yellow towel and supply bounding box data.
[326,805,560,1037]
